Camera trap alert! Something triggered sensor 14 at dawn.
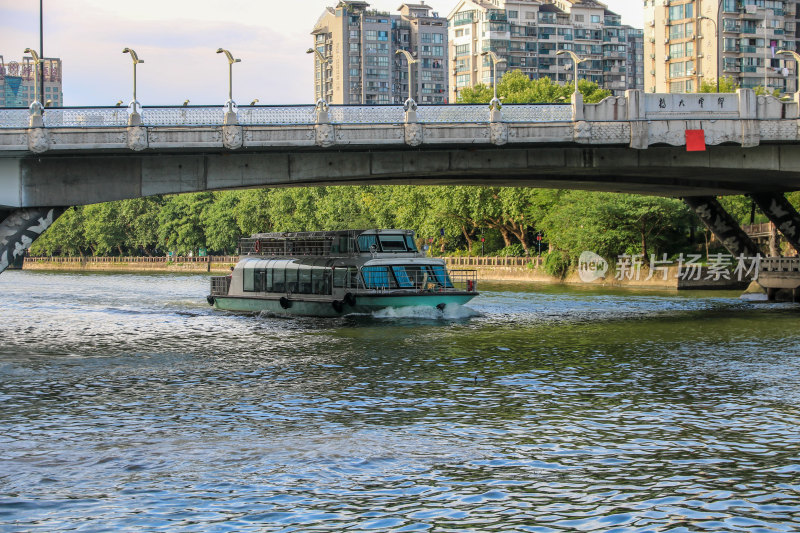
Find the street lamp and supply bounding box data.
[23,48,43,120]
[777,50,800,96]
[306,48,330,105]
[395,49,419,107]
[216,48,241,121]
[122,47,144,124]
[556,50,586,94]
[698,16,719,92]
[481,51,506,109]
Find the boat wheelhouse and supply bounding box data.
[208,229,478,317]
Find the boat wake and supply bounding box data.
[371,303,481,320]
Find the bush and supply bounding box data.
[543,250,571,278]
[494,243,526,257]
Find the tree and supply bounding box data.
[202,191,241,254]
[458,69,611,104]
[754,85,781,97]
[157,193,214,255]
[698,76,739,93]
[541,192,690,261]
[28,206,87,257]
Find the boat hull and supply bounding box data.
[212,293,476,317]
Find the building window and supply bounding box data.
[455,44,470,56]
[669,25,685,39]
[508,10,518,18]
[366,30,377,40]
[574,14,584,22]
[526,11,536,19]
[350,30,359,39]
[378,30,388,41]
[591,15,601,23]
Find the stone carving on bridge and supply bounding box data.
[315,124,335,148]
[684,196,760,257]
[222,125,243,150]
[0,207,64,275]
[126,126,148,151]
[404,123,423,147]
[629,121,648,149]
[27,127,50,153]
[751,193,800,253]
[573,121,591,143]
[490,122,508,146]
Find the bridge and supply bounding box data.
[2,88,800,278]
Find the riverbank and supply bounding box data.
[22,255,749,290]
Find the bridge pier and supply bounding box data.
[750,193,800,254]
[0,207,64,275]
[683,196,761,257]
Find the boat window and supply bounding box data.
[378,234,407,252]
[285,262,299,294]
[428,265,454,288]
[243,263,256,292]
[391,266,414,288]
[298,264,312,294]
[264,263,274,292]
[273,264,286,293]
[313,265,332,295]
[404,235,417,252]
[357,234,378,252]
[362,266,392,289]
[333,267,346,288]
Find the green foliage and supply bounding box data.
[540,192,690,262]
[458,69,611,104]
[753,85,781,97]
[543,250,571,278]
[698,76,739,93]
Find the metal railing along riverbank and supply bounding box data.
[26,255,239,263]
[443,256,544,267]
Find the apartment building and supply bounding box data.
[311,1,448,105]
[0,55,63,107]
[644,0,798,93]
[447,0,644,102]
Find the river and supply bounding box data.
[1,271,799,532]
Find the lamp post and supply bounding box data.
[306,48,330,105]
[480,50,506,109]
[23,48,43,126]
[556,50,586,94]
[698,16,719,92]
[395,49,419,106]
[777,50,800,96]
[122,47,143,125]
[216,48,241,124]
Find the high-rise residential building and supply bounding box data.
[447,0,644,103]
[626,27,646,90]
[311,1,449,105]
[644,0,797,94]
[0,55,63,108]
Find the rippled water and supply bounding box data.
[1,271,799,532]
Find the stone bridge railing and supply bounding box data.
[1,89,798,153]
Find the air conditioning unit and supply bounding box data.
[649,20,655,26]
[649,37,656,43]
[650,69,656,75]
[665,55,671,61]
[697,53,704,58]
[687,69,695,75]
[664,38,670,43]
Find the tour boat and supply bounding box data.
[207,229,478,316]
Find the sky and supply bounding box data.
[2,0,642,106]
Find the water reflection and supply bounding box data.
[0,271,798,531]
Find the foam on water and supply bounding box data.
[371,303,481,319]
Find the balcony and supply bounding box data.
[742,65,757,72]
[740,45,757,53]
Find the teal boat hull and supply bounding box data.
[212,293,476,317]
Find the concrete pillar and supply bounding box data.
[625,89,645,120]
[571,90,584,121]
[626,89,648,149]
[737,88,757,119]
[751,192,800,254]
[0,207,65,275]
[684,196,761,257]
